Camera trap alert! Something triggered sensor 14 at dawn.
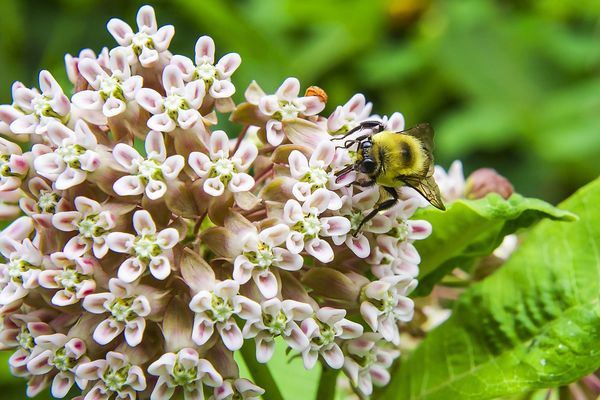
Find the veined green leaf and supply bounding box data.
[379,177,600,400]
[414,192,576,296]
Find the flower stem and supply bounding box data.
[316,364,339,400]
[239,340,284,400]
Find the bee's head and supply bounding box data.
[357,139,377,175]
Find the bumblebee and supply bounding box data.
[334,121,445,233]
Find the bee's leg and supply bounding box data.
[353,186,398,236]
[332,121,386,141]
[353,179,376,187]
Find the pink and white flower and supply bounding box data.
[212,378,265,400]
[188,130,257,197]
[38,252,97,306]
[0,236,44,306]
[19,177,69,228]
[0,137,29,192]
[9,70,71,136]
[239,297,312,363]
[26,333,89,398]
[82,278,151,347]
[434,160,466,202]
[148,348,223,400]
[360,275,417,345]
[72,49,143,123]
[245,78,325,146]
[65,47,110,87]
[106,209,180,282]
[233,224,303,299]
[52,196,116,258]
[189,279,255,351]
[300,307,363,369]
[112,131,185,199]
[136,65,205,132]
[107,5,174,68]
[33,120,101,190]
[171,36,241,112]
[76,351,146,400]
[282,191,351,263]
[343,333,400,396]
[327,93,372,134]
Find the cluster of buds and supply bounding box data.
[0,6,436,399]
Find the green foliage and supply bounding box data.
[379,177,600,400]
[413,193,576,296]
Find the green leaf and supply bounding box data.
[413,192,576,296]
[380,177,600,400]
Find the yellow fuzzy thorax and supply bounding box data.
[370,131,426,187]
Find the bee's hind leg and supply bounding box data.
[353,186,398,236]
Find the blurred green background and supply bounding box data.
[0,0,599,397]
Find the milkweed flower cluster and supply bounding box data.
[0,6,437,399]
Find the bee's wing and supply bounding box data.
[401,175,446,210]
[398,123,434,153]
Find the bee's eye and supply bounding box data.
[359,159,377,174]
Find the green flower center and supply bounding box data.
[0,155,16,177]
[103,365,131,392]
[263,310,288,336]
[194,63,218,84]
[99,76,125,101]
[77,214,105,239]
[210,158,237,185]
[135,159,163,183]
[208,294,234,323]
[294,215,322,239]
[7,257,39,284]
[56,144,86,169]
[17,327,34,350]
[51,347,78,372]
[132,234,161,261]
[302,167,329,189]
[108,297,137,322]
[37,191,60,213]
[388,220,409,241]
[313,324,336,347]
[278,101,302,121]
[172,359,198,389]
[57,266,89,291]
[245,243,275,270]
[349,211,365,232]
[131,32,154,55]
[163,94,188,121]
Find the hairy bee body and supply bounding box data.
[334,121,445,234]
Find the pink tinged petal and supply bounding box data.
[72,91,102,110]
[228,173,254,192]
[34,153,64,176]
[65,338,87,358]
[368,215,392,234]
[136,5,157,32]
[147,353,177,376]
[305,238,334,263]
[358,373,374,396]
[297,96,325,116]
[338,320,364,339]
[170,55,195,77]
[370,364,391,387]
[288,150,309,178]
[216,53,241,78]
[127,365,147,391]
[146,180,167,200]
[157,228,179,249]
[244,80,265,104]
[118,258,145,283]
[52,211,80,231]
[107,18,134,45]
[27,375,51,397]
[408,220,432,240]
[79,151,101,172]
[394,296,415,322]
[218,322,243,351]
[189,291,212,313]
[145,130,167,160]
[114,175,144,196]
[399,242,421,264]
[152,378,175,400]
[133,209,156,234]
[39,70,63,96]
[188,151,212,177]
[265,119,284,146]
[154,25,175,51]
[273,248,303,271]
[177,108,200,129]
[209,130,230,158]
[203,177,225,196]
[347,235,370,259]
[286,231,305,255]
[148,113,176,132]
[320,216,351,237]
[55,168,87,190]
[139,46,160,67]
[123,75,143,99]
[232,141,257,171]
[322,344,344,369]
[316,307,345,324]
[276,77,300,101]
[285,324,309,351]
[132,295,152,316]
[259,224,289,247]
[258,95,279,116]
[255,336,275,363]
[253,270,278,299]
[360,302,380,331]
[283,200,303,224]
[192,317,214,346]
[93,319,124,345]
[162,65,184,93]
[310,140,335,168]
[184,80,205,109]
[162,155,184,179]
[112,143,143,171]
[234,296,262,320]
[27,349,53,374]
[194,36,215,65]
[149,256,171,280]
[82,292,113,313]
[125,317,146,346]
[196,359,223,387]
[209,80,235,98]
[64,237,89,258]
[52,372,74,398]
[379,316,399,344]
[136,88,164,114]
[93,241,109,259]
[214,280,239,299]
[76,359,105,380]
[10,114,38,134]
[106,232,135,253]
[233,256,253,284]
[52,290,79,306]
[302,348,319,370]
[38,270,61,289]
[103,97,126,117]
